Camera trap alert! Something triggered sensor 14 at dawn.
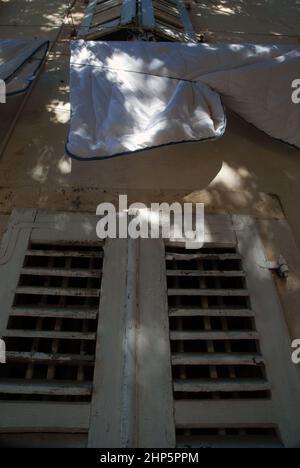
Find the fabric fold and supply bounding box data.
[0,39,49,96]
[66,41,300,160]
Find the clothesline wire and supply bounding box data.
[0,0,78,158]
[18,49,300,85]
[0,23,299,40]
[29,44,300,64]
[17,55,198,83]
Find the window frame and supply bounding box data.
[0,209,103,437]
[0,210,300,448]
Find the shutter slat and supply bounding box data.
[0,213,103,431]
[5,330,96,340]
[176,435,281,449]
[26,249,103,258]
[172,353,265,366]
[166,253,241,261]
[174,379,271,393]
[167,270,246,277]
[0,402,90,432]
[15,286,100,297]
[10,307,98,319]
[20,267,101,278]
[174,400,276,427]
[0,381,92,396]
[6,351,95,364]
[169,308,254,317]
[168,288,249,297]
[170,330,259,340]
[79,0,197,42]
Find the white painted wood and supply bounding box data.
[119,238,138,448]
[0,433,88,448]
[258,218,300,339]
[166,215,300,447]
[78,0,98,37]
[88,238,129,448]
[6,351,94,364]
[233,215,300,447]
[0,381,92,396]
[25,249,102,258]
[5,330,96,340]
[85,19,120,39]
[0,402,90,432]
[175,400,275,427]
[121,0,136,24]
[137,239,175,448]
[78,0,133,39]
[31,210,101,243]
[15,286,100,297]
[203,214,236,247]
[170,330,259,340]
[168,288,249,297]
[78,0,197,42]
[167,270,245,277]
[176,0,197,41]
[94,0,121,15]
[166,253,241,261]
[10,307,98,320]
[0,209,37,335]
[165,214,236,248]
[2,211,300,447]
[172,352,265,366]
[20,267,101,278]
[0,209,104,437]
[174,378,270,393]
[169,307,254,317]
[176,435,282,449]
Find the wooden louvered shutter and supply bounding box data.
[0,210,108,446]
[1,211,300,447]
[136,215,300,448]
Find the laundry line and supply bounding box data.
[66,41,300,160]
[1,22,299,39]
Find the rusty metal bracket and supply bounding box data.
[266,255,289,279]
